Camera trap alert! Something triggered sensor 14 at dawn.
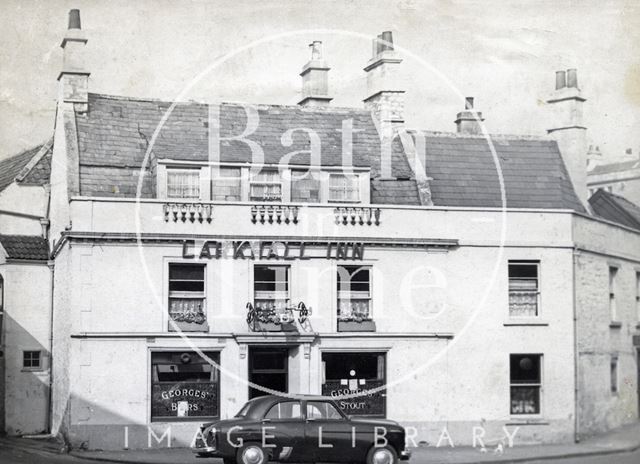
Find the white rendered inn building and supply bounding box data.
[1,10,640,450]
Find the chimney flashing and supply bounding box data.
[297,95,333,106]
[363,89,405,103]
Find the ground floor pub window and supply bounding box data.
[321,352,386,417]
[151,351,220,421]
[510,354,542,415]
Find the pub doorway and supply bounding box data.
[249,347,289,399]
[321,351,386,417]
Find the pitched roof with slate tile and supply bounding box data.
[72,93,584,210]
[589,159,640,176]
[0,235,49,261]
[395,131,585,211]
[0,142,52,194]
[75,93,416,202]
[589,189,640,230]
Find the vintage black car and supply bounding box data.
[193,395,411,464]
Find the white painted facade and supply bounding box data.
[46,196,585,449]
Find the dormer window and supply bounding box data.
[329,173,359,203]
[250,171,282,202]
[167,168,200,199]
[158,162,370,204]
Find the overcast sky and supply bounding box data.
[1,0,638,162]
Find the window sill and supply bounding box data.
[503,319,549,327]
[609,321,622,329]
[338,320,377,332]
[168,321,210,332]
[21,368,45,373]
[506,418,549,426]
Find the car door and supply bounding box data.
[262,400,309,462]
[304,400,353,463]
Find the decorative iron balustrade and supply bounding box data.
[245,301,310,331]
[164,203,213,223]
[334,207,381,226]
[251,205,300,224]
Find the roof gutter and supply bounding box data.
[0,209,43,221]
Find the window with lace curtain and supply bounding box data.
[328,173,359,202]
[167,169,200,199]
[337,265,371,321]
[249,171,282,202]
[168,264,207,331]
[508,261,539,317]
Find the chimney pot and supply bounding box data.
[566,68,578,88]
[465,97,474,110]
[68,9,81,30]
[555,70,567,90]
[380,31,394,51]
[310,41,323,60]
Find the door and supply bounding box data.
[248,347,288,399]
[305,400,353,462]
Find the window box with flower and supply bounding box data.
[337,265,376,332]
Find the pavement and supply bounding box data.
[0,421,639,464]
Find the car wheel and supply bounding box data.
[366,445,398,464]
[237,443,269,464]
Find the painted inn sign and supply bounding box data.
[182,240,365,260]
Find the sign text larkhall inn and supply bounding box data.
[182,240,366,261]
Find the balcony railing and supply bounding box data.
[164,203,213,223]
[251,205,299,224]
[334,207,381,226]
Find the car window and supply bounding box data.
[306,401,343,420]
[265,401,302,420]
[235,402,252,417]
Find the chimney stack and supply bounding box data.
[298,41,332,107]
[58,9,90,112]
[363,31,405,134]
[546,69,588,205]
[455,97,485,135]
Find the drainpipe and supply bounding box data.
[47,260,55,434]
[572,247,580,443]
[43,183,55,434]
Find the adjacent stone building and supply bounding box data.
[587,149,640,205]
